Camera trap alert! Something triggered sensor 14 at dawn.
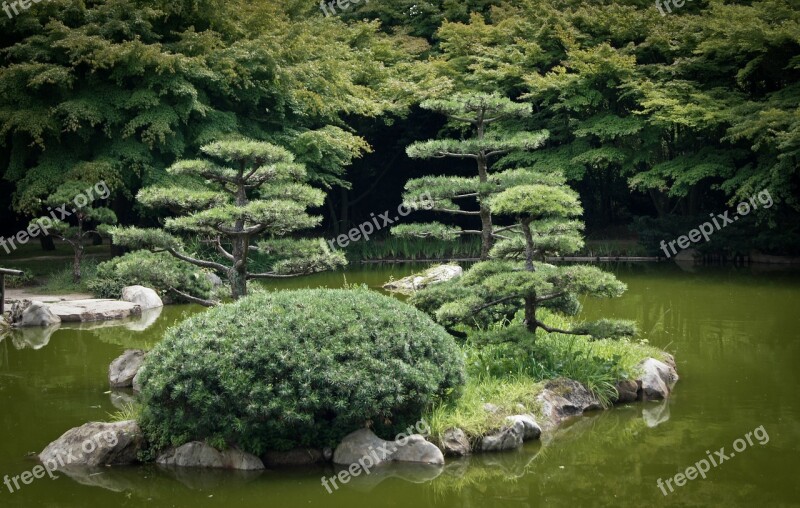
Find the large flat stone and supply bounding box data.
[47,299,142,323]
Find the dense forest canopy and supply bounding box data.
[1,0,798,255]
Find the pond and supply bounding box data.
[0,262,798,507]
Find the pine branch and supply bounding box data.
[168,287,219,307]
[432,207,481,216]
[167,248,229,272]
[534,320,589,336]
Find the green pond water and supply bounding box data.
[1,262,799,507]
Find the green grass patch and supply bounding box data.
[344,236,482,262]
[33,258,101,294]
[107,402,142,423]
[425,373,543,447]
[471,310,665,397]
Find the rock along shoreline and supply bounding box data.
[37,352,679,473]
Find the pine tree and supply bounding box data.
[392,92,549,259]
[31,181,117,283]
[412,175,636,341]
[111,139,345,301]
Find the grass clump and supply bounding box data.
[35,259,100,294]
[107,402,142,423]
[425,374,543,447]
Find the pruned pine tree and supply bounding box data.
[111,139,345,302]
[31,181,117,283]
[411,175,637,341]
[392,93,549,259]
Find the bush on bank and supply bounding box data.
[137,287,465,455]
[87,250,212,303]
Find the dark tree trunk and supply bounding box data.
[477,154,493,260]
[73,245,83,283]
[229,235,248,300]
[339,187,349,233]
[524,295,537,334]
[230,168,249,300]
[39,236,55,251]
[522,220,537,334]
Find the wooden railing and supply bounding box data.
[0,268,24,315]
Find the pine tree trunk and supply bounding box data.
[39,236,55,251]
[228,266,247,300]
[523,220,537,334]
[229,170,250,300]
[479,204,493,260]
[73,244,83,283]
[522,220,535,272]
[524,295,537,334]
[477,154,493,260]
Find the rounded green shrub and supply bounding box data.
[137,288,465,455]
[87,250,212,303]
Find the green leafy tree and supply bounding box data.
[412,176,636,340]
[111,139,345,301]
[0,0,425,231]
[393,92,549,259]
[30,181,117,283]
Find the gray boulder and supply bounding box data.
[109,349,146,388]
[206,272,224,288]
[480,419,524,452]
[333,428,444,466]
[441,428,471,456]
[39,420,143,468]
[613,379,640,404]
[637,357,679,401]
[506,415,541,441]
[535,378,603,431]
[48,299,141,323]
[14,300,61,327]
[157,442,264,470]
[121,285,163,311]
[383,265,462,293]
[392,435,445,464]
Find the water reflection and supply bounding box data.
[7,324,60,350]
[0,306,164,352]
[643,400,671,428]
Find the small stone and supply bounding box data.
[637,358,679,401]
[483,403,499,413]
[505,415,541,441]
[441,428,471,456]
[613,379,639,403]
[480,420,524,452]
